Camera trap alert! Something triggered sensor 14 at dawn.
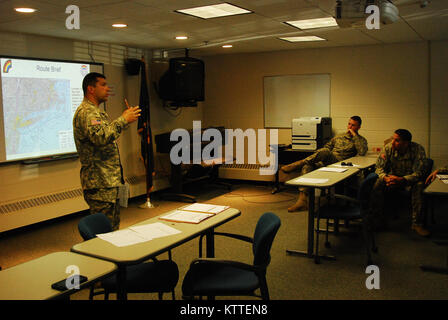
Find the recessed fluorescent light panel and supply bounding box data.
[15,8,37,13]
[175,36,188,40]
[285,17,338,30]
[112,23,128,28]
[176,3,251,19]
[222,44,233,48]
[280,36,326,42]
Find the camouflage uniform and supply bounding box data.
[73,98,128,230]
[370,141,427,226]
[299,132,368,192]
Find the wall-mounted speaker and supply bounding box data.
[125,58,142,75]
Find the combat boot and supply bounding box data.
[288,191,309,212]
[281,160,305,173]
[412,224,430,237]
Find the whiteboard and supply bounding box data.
[263,74,330,128]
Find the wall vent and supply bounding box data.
[220,164,265,170]
[0,189,83,214]
[219,163,274,182]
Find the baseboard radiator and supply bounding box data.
[218,164,275,182]
[0,176,147,216]
[0,189,84,215]
[0,175,171,232]
[0,188,88,233]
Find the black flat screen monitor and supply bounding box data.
[158,57,204,106]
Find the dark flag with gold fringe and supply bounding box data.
[137,57,155,208]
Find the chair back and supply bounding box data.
[357,172,378,210]
[252,212,281,268]
[78,213,112,240]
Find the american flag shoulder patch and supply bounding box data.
[91,119,102,125]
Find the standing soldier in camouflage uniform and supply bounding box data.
[73,72,141,230]
[282,116,368,212]
[370,129,429,236]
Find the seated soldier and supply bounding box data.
[281,115,368,212]
[370,129,429,236]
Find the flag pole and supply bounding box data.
[137,56,155,209]
[139,197,154,208]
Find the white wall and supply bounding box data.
[202,42,447,165]
[429,40,448,168]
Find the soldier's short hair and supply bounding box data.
[83,72,106,96]
[350,115,362,126]
[395,129,412,142]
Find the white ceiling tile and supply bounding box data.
[38,0,129,8]
[133,0,223,11]
[407,15,448,40]
[0,0,446,55]
[310,28,380,46]
[361,20,423,43]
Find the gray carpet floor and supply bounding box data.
[1,180,447,300]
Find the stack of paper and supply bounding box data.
[160,210,214,224]
[332,164,360,168]
[96,229,150,247]
[129,222,182,239]
[437,174,448,184]
[181,203,229,214]
[96,222,181,247]
[317,167,347,173]
[294,177,329,184]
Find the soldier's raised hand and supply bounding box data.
[122,106,141,123]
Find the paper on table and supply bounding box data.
[129,222,181,239]
[294,177,329,184]
[181,203,229,214]
[436,174,448,184]
[332,164,360,168]
[97,229,150,247]
[160,210,214,224]
[317,167,347,173]
[96,223,182,247]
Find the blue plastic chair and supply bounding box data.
[181,212,281,300]
[315,172,378,265]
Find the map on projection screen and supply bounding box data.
[0,56,103,163]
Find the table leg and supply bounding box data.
[272,168,281,194]
[205,228,216,300]
[286,187,336,263]
[286,187,315,258]
[116,266,127,300]
[308,188,315,256]
[205,228,215,258]
[160,163,197,203]
[429,195,436,225]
